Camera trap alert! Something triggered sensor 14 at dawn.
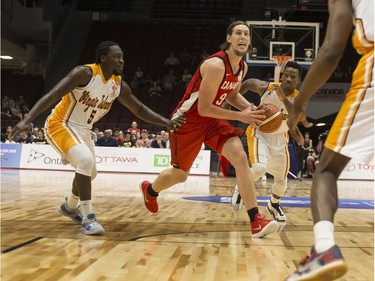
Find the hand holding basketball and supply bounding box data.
[239,106,265,126]
[257,103,283,133]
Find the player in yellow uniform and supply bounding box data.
[11,41,185,235]
[231,61,311,222]
[286,0,373,280]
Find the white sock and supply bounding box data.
[314,220,335,253]
[80,200,93,217]
[66,193,79,210]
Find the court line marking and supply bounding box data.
[1,236,43,254]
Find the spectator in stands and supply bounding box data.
[163,69,178,91]
[305,132,326,178]
[164,52,180,68]
[151,132,166,148]
[1,96,11,115]
[149,131,156,140]
[5,134,16,144]
[118,131,125,145]
[136,129,152,148]
[10,41,185,236]
[90,130,97,145]
[130,132,138,147]
[113,128,124,146]
[128,121,140,133]
[32,129,48,144]
[28,126,37,142]
[5,126,13,139]
[15,130,32,143]
[17,96,30,119]
[122,131,132,147]
[181,69,193,89]
[10,103,23,120]
[162,131,170,148]
[302,131,313,176]
[93,127,100,138]
[148,79,163,99]
[96,129,118,147]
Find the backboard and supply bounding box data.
[246,20,320,67]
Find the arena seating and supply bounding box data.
[82,21,226,132]
[1,71,44,106]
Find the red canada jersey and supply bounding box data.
[171,50,245,122]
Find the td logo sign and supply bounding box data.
[154,154,170,167]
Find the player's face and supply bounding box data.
[106,45,124,75]
[281,67,300,92]
[228,25,250,56]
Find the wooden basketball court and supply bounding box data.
[1,169,373,281]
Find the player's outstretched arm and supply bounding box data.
[11,66,92,137]
[240,78,268,96]
[288,0,352,144]
[117,80,185,131]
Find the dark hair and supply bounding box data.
[284,61,303,78]
[220,20,250,51]
[95,41,119,64]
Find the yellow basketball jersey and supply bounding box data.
[324,0,373,161]
[352,0,374,55]
[260,82,299,134]
[47,64,121,130]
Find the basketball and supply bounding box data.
[257,103,283,133]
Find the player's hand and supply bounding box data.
[287,105,306,146]
[301,116,314,128]
[249,103,257,111]
[168,114,186,131]
[239,106,265,127]
[273,85,287,102]
[11,120,31,138]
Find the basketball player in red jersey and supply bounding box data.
[11,41,185,235]
[140,21,279,238]
[286,0,373,279]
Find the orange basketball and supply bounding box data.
[257,103,283,133]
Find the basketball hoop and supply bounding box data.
[272,55,293,82]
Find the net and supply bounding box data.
[272,55,293,82]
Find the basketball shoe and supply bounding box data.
[139,180,158,213]
[230,185,243,212]
[284,245,348,281]
[81,213,105,235]
[251,213,279,238]
[266,200,287,222]
[58,197,83,224]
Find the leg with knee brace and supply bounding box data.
[66,144,96,201]
[66,144,95,178]
[251,162,267,182]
